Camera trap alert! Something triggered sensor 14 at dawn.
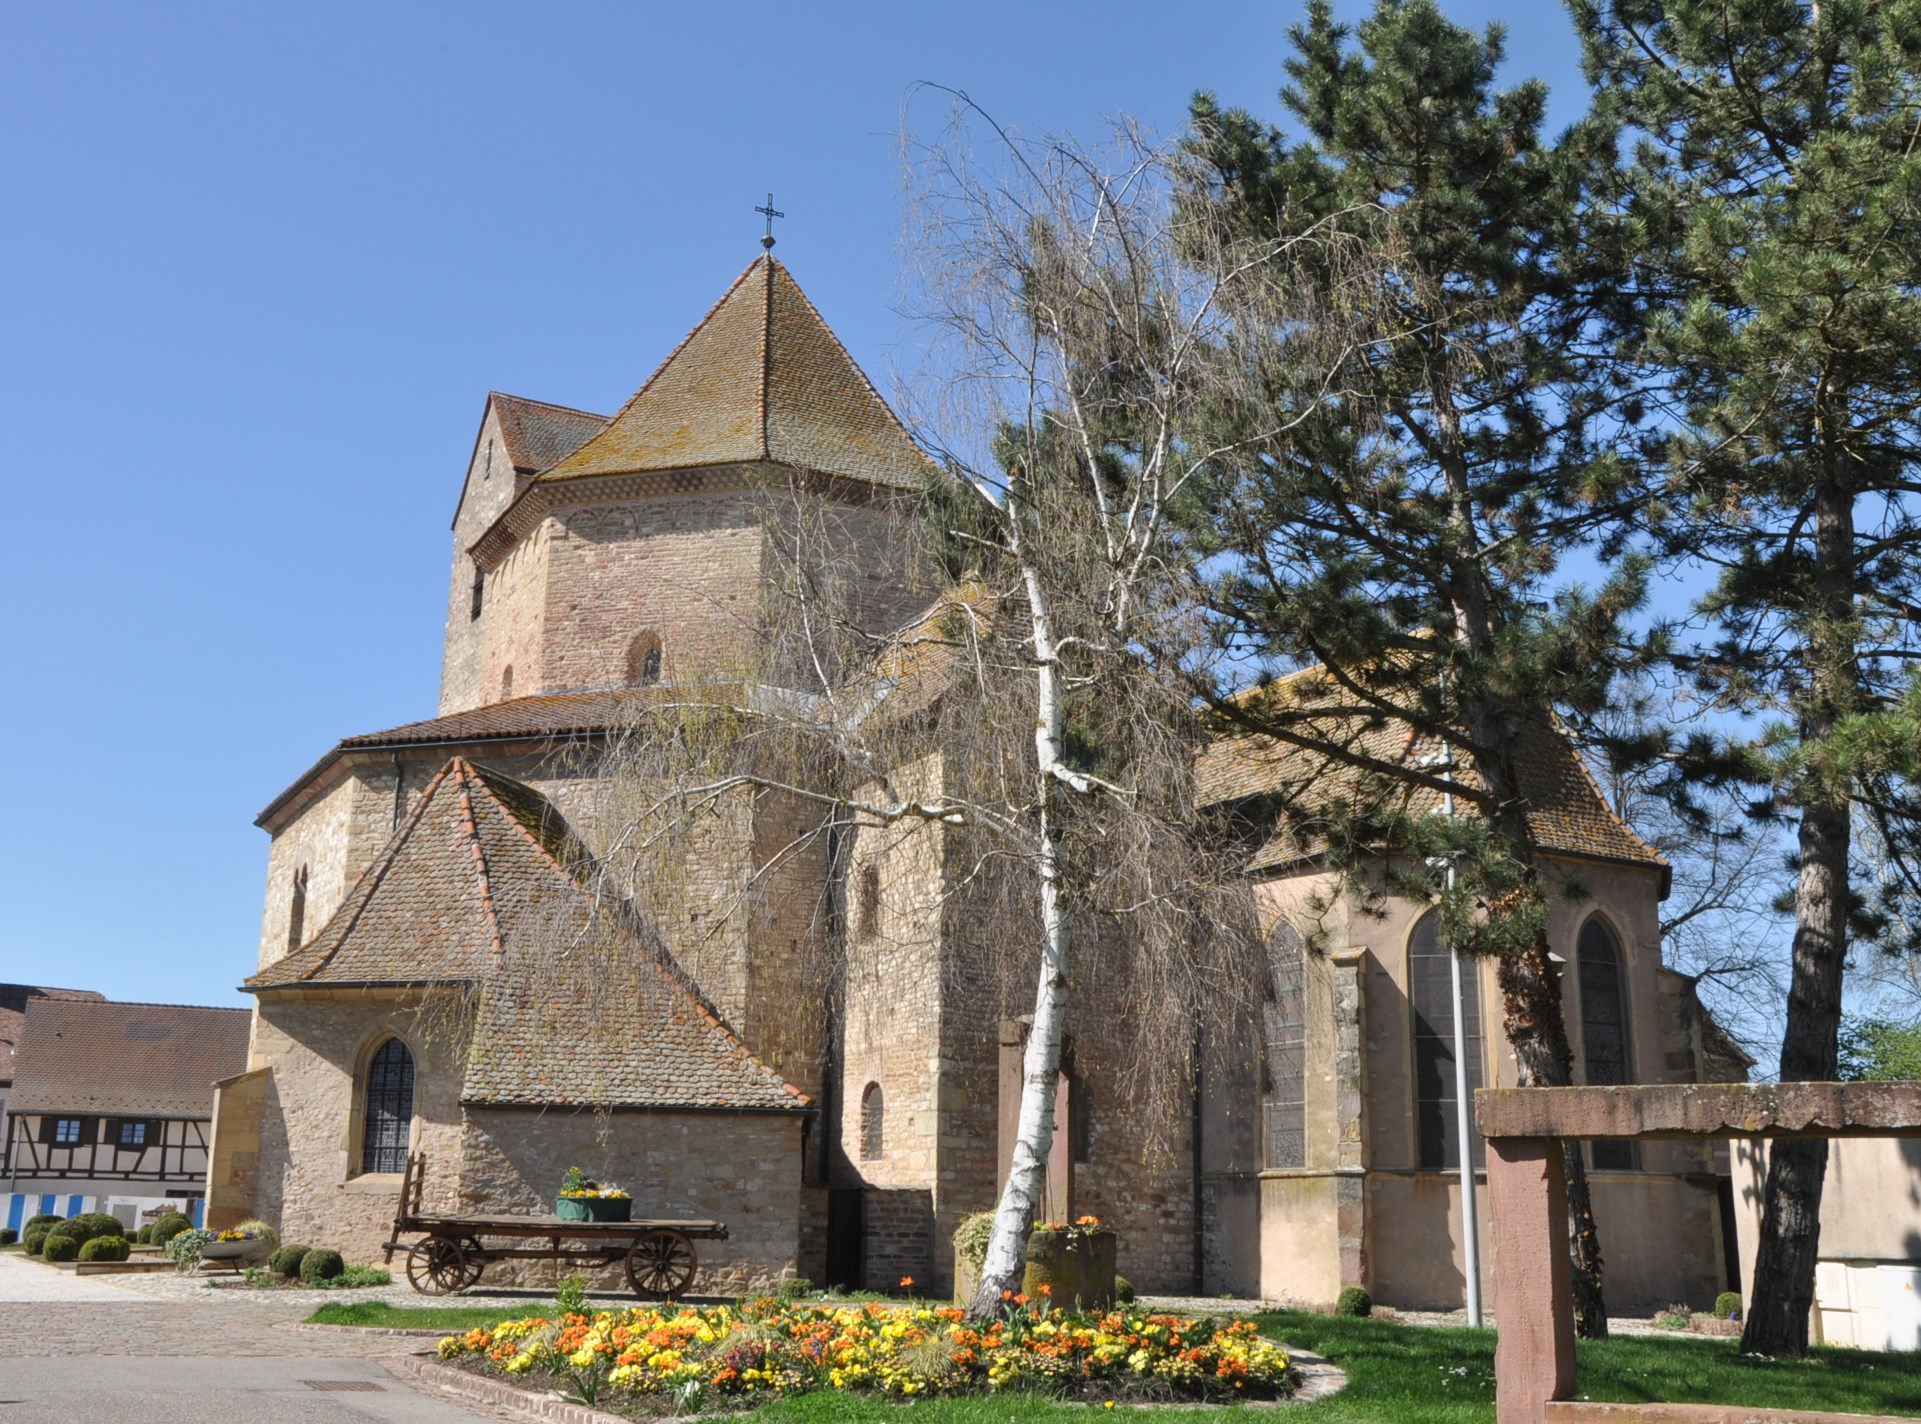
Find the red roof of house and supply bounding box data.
[9,999,250,1118]
[0,985,106,1088]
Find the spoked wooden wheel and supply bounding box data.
[625,1229,696,1299]
[406,1236,471,1295]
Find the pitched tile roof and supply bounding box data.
[1195,670,1666,879]
[490,393,608,475]
[0,985,105,1085]
[247,758,806,1113]
[537,257,935,491]
[336,689,667,751]
[9,1000,251,1118]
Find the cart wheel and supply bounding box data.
[625,1229,697,1300]
[461,1236,487,1289]
[406,1237,470,1296]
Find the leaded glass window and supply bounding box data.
[361,1038,415,1174]
[1411,910,1485,1171]
[1262,925,1308,1170]
[1579,917,1638,1170]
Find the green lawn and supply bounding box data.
[310,1303,1921,1421]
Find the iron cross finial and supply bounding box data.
[755,193,785,250]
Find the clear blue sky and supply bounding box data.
[0,2,1590,1008]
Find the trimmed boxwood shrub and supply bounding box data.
[1335,1286,1373,1317]
[49,1213,124,1246]
[149,1213,192,1246]
[269,1243,311,1278]
[1114,1275,1136,1304]
[0,1228,16,1246]
[22,1225,53,1256]
[299,1247,345,1284]
[1715,1291,1743,1321]
[78,1236,131,1263]
[40,1234,78,1263]
[25,1213,60,1229]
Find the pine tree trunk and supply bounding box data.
[1493,936,1610,1339]
[1741,464,1854,1357]
[1741,797,1849,1354]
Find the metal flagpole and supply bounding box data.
[1439,768,1484,1327]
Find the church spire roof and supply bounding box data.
[537,256,934,491]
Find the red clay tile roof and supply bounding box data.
[9,1000,251,1118]
[536,257,935,491]
[248,758,806,1113]
[490,393,608,475]
[1195,671,1666,878]
[0,985,106,1087]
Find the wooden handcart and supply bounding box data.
[382,1153,728,1299]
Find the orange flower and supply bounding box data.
[1014,1292,1028,1305]
[1002,1289,1014,1301]
[1076,1215,1101,1228]
[899,1276,915,1288]
[1036,1283,1052,1296]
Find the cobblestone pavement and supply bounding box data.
[0,1251,543,1360]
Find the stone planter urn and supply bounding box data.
[1023,1229,1117,1311]
[555,1195,631,1223]
[196,1238,265,1272]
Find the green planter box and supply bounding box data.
[556,1195,631,1223]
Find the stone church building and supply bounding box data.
[206,253,1748,1309]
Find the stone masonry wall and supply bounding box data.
[860,1187,934,1293]
[459,1106,806,1296]
[256,772,393,970]
[476,521,552,708]
[440,403,529,716]
[247,989,473,1264]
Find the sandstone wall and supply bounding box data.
[476,521,553,707]
[459,1106,806,1296]
[256,772,395,970]
[247,989,472,1264]
[440,403,531,716]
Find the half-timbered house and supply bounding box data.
[2,999,250,1233]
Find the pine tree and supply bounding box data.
[1181,0,1650,1336]
[1573,0,1921,1355]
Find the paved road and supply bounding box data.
[0,1253,506,1421]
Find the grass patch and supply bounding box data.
[308,1300,553,1332]
[1255,1311,1921,1422]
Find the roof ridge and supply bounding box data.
[20,999,246,1014]
[765,257,928,463]
[451,760,506,959]
[284,760,462,983]
[489,391,609,421]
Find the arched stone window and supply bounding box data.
[469,565,485,621]
[1579,916,1638,1169]
[500,665,514,700]
[287,863,309,952]
[360,1037,416,1175]
[627,630,663,686]
[859,1082,884,1160]
[1410,909,1485,1171]
[1261,924,1308,1170]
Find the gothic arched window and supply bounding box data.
[627,630,663,686]
[360,1038,416,1175]
[287,863,310,952]
[1410,909,1485,1171]
[860,1082,884,1160]
[857,861,881,941]
[1579,916,1638,1169]
[1261,924,1308,1170]
[500,665,514,700]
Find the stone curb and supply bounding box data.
[281,1320,452,1338]
[382,1354,643,1424]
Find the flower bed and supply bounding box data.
[434,1296,1298,1413]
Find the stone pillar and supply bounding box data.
[1328,947,1368,1291]
[1487,1135,1574,1424]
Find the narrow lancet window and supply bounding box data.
[1580,917,1638,1169]
[627,630,663,686]
[1410,909,1485,1171]
[287,863,309,952]
[360,1037,416,1174]
[860,1082,884,1160]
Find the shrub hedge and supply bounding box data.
[25,1213,60,1229]
[1715,1291,1743,1320]
[269,1244,311,1278]
[40,1235,78,1263]
[22,1225,53,1256]
[78,1236,132,1263]
[299,1248,345,1283]
[1335,1286,1373,1317]
[49,1213,125,1246]
[149,1213,192,1245]
[0,1228,16,1246]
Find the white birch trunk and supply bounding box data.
[967,500,1075,1316]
